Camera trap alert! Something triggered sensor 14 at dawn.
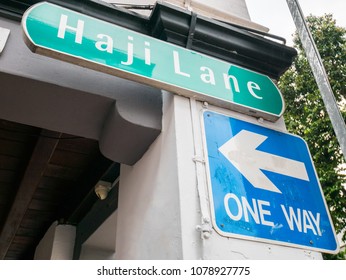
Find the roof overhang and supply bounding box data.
[1,0,297,80]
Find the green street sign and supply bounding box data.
[22,2,285,121]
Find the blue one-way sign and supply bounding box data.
[203,111,338,253]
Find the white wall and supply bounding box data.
[116,92,201,259]
[34,222,76,260]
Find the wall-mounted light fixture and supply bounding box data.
[94,180,112,200]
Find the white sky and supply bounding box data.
[245,0,346,46]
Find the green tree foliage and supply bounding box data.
[278,14,346,259]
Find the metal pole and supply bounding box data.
[286,0,346,160]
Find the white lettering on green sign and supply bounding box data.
[22,2,285,121]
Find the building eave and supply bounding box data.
[1,0,297,79]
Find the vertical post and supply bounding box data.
[34,222,76,260]
[286,0,346,160]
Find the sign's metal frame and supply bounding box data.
[201,109,339,254]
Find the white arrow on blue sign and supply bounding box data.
[203,110,339,253]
